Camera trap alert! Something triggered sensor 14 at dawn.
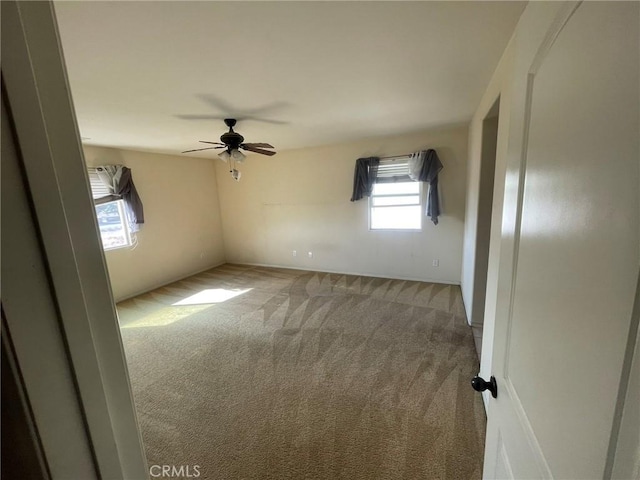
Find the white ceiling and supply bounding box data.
[54,1,525,156]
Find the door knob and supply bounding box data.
[471,375,498,398]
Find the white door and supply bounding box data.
[482,2,639,478]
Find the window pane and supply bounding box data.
[372,182,419,195]
[371,205,421,230]
[95,201,130,249]
[372,195,420,206]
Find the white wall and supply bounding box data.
[83,146,226,301]
[215,126,468,284]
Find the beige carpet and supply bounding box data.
[117,264,486,480]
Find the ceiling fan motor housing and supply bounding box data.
[221,119,243,150]
[220,131,244,150]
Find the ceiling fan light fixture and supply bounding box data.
[218,150,230,162]
[231,149,246,163]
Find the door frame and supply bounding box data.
[470,97,500,333]
[2,1,147,478]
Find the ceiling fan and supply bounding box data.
[181,119,275,181]
[182,118,276,158]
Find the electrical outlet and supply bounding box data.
[308,251,313,258]
[292,250,297,257]
[432,259,439,267]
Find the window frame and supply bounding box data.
[88,167,134,251]
[368,180,424,232]
[95,199,133,251]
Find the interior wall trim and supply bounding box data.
[236,262,461,286]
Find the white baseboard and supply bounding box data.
[234,261,461,286]
[113,261,227,303]
[115,261,461,303]
[460,289,473,325]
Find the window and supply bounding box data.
[95,200,132,249]
[370,181,422,230]
[88,168,132,250]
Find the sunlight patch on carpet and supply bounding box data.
[172,288,252,306]
[120,304,212,328]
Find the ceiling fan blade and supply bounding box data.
[244,101,289,116]
[199,141,226,146]
[181,147,219,153]
[241,142,274,149]
[196,94,236,114]
[240,116,289,125]
[176,114,288,125]
[241,145,277,156]
[196,94,289,118]
[175,114,223,121]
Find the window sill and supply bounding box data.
[369,228,423,233]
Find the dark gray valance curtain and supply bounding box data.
[411,149,443,225]
[117,166,145,227]
[350,157,380,202]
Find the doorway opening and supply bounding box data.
[471,97,500,357]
